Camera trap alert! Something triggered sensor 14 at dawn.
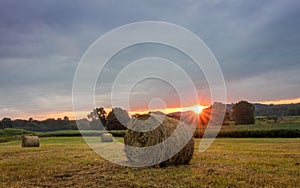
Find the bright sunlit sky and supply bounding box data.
[0,0,300,120]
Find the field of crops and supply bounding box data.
[2,117,300,143]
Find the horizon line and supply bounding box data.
[2,97,300,121]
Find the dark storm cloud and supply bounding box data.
[183,0,300,79]
[0,0,299,118]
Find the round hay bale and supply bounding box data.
[124,114,194,167]
[22,136,40,147]
[101,133,113,142]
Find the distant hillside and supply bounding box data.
[226,103,300,116]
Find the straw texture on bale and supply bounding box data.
[101,133,113,142]
[22,136,40,147]
[124,113,194,167]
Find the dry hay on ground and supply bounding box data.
[124,113,194,167]
[22,136,40,147]
[100,133,113,142]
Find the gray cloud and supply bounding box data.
[0,0,299,119]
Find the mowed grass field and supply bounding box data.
[1,137,300,187]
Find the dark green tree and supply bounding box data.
[2,118,12,128]
[106,107,130,130]
[232,101,255,125]
[63,116,69,121]
[264,105,286,123]
[87,107,107,128]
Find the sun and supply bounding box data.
[192,105,205,114]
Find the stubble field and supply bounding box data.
[0,137,299,187]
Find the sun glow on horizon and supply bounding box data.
[259,97,300,105]
[191,105,205,114]
[129,104,209,115]
[11,98,300,121]
[181,104,207,114]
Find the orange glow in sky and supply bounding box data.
[258,97,300,105]
[129,104,209,116]
[8,98,300,120]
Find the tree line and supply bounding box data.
[254,103,300,117]
[0,107,131,131]
[0,116,77,131]
[1,101,299,131]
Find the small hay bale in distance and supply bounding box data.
[124,113,194,167]
[101,133,113,142]
[22,136,40,147]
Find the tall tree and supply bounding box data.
[63,116,69,121]
[87,107,107,128]
[106,107,130,130]
[2,118,12,128]
[232,101,255,125]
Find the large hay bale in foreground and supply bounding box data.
[22,136,40,147]
[124,114,194,167]
[101,133,113,142]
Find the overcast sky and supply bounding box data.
[0,0,300,119]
